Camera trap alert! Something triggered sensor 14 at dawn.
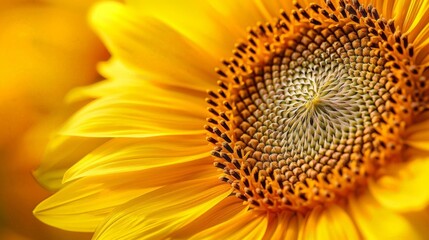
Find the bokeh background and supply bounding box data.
[0,0,110,239]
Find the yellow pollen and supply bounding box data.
[305,93,321,110]
[205,0,427,212]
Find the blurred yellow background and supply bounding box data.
[0,0,110,239]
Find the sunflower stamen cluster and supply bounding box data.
[205,0,427,212]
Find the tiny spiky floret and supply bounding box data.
[206,0,427,212]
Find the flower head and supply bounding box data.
[35,0,429,239]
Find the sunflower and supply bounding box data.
[34,0,429,239]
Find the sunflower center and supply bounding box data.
[206,0,426,212]
[249,58,378,167]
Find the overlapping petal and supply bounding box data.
[60,82,205,138]
[369,156,429,212]
[169,196,245,239]
[265,212,303,240]
[189,209,268,240]
[63,135,210,182]
[405,118,429,151]
[34,158,216,232]
[349,190,429,239]
[90,1,218,92]
[299,205,359,240]
[93,177,230,239]
[34,136,109,190]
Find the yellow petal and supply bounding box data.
[170,196,244,239]
[370,0,395,19]
[60,89,205,138]
[262,214,279,240]
[268,212,302,240]
[67,60,209,103]
[299,206,323,240]
[189,209,267,240]
[90,1,217,92]
[125,0,296,62]
[207,1,271,37]
[349,190,425,239]
[63,135,210,182]
[34,135,109,190]
[93,177,231,240]
[298,204,359,240]
[318,205,360,240]
[392,0,429,64]
[34,159,215,232]
[393,0,429,35]
[401,210,429,238]
[33,174,155,232]
[66,59,136,103]
[369,156,429,212]
[405,118,429,151]
[125,0,245,59]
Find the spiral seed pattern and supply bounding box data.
[206,0,427,212]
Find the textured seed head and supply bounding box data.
[206,0,427,212]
